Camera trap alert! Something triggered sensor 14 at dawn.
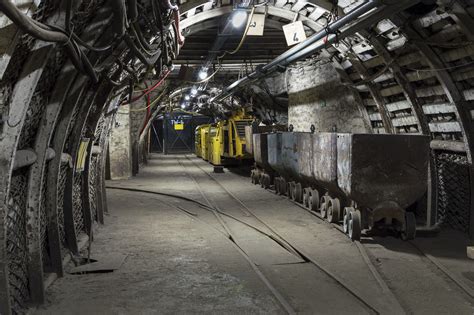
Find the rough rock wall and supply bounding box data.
[286,60,371,133]
[109,105,132,179]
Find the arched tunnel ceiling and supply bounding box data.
[171,0,474,154]
[169,1,474,238]
[1,1,474,313]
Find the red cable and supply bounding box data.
[125,69,170,105]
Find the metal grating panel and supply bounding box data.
[73,174,85,238]
[89,155,98,221]
[40,162,50,271]
[6,171,30,313]
[57,164,68,254]
[436,152,471,233]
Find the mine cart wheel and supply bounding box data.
[288,182,295,199]
[280,178,287,195]
[348,209,362,241]
[401,212,416,241]
[320,195,330,218]
[253,171,260,185]
[275,178,281,194]
[343,207,353,233]
[293,183,303,203]
[303,188,310,207]
[261,174,271,189]
[327,198,341,223]
[309,189,320,211]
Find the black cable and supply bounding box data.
[127,0,138,22]
[110,0,127,37]
[65,0,72,33]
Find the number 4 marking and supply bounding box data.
[293,32,298,42]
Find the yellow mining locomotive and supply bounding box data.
[195,110,253,166]
[195,124,210,158]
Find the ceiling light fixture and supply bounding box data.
[191,88,198,95]
[232,10,248,28]
[198,70,208,80]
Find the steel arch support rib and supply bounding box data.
[401,23,474,238]
[0,43,53,313]
[348,56,394,133]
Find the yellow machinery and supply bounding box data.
[207,123,222,165]
[195,124,210,158]
[195,110,253,166]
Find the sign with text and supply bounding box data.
[282,21,307,46]
[247,14,265,36]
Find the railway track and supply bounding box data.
[108,154,473,313]
[266,175,474,303]
[179,155,400,314]
[229,156,474,310]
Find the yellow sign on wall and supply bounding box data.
[76,138,90,172]
[174,123,184,130]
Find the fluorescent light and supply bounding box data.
[232,10,247,28]
[198,70,208,80]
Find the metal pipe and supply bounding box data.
[211,0,382,102]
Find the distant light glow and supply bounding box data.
[232,10,247,28]
[198,70,208,80]
[184,95,190,101]
[191,88,198,95]
[181,103,186,109]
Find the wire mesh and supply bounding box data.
[6,171,30,313]
[89,155,98,221]
[57,163,68,255]
[436,152,471,233]
[73,174,85,238]
[40,162,50,271]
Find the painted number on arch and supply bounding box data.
[283,21,307,46]
[247,14,265,36]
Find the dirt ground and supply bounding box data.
[32,154,474,314]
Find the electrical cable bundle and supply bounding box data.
[0,0,175,84]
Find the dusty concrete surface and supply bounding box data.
[33,154,474,314]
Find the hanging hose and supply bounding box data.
[124,68,171,105]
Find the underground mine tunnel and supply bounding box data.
[1,0,474,313]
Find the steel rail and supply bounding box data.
[184,155,381,314]
[175,157,297,315]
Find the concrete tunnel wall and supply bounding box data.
[286,59,372,133]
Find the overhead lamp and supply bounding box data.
[181,103,186,109]
[198,70,208,80]
[184,95,190,101]
[232,10,247,28]
[191,88,198,95]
